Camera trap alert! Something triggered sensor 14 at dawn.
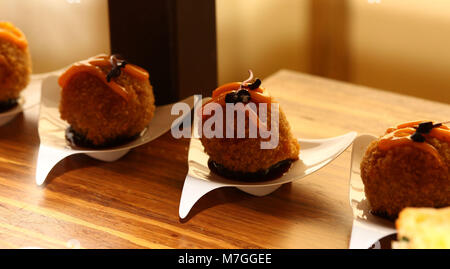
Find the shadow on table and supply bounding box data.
[179,183,295,223]
[40,154,99,187]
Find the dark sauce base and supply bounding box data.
[369,233,397,249]
[208,159,294,182]
[0,99,18,113]
[367,211,397,249]
[370,210,397,221]
[65,126,139,149]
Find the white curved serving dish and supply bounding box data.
[36,75,198,186]
[179,131,357,219]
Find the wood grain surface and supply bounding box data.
[0,70,448,249]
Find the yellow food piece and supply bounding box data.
[393,207,450,249]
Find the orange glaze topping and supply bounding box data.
[0,22,28,49]
[58,54,149,101]
[378,121,450,164]
[200,82,274,120]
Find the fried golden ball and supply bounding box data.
[200,106,300,173]
[59,59,155,146]
[0,22,31,103]
[361,135,450,219]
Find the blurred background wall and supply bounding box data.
[1,0,449,103]
[0,0,110,73]
[348,0,450,104]
[216,0,311,85]
[217,0,450,104]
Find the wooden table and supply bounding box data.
[0,70,448,249]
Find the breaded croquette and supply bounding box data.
[0,22,31,108]
[59,54,155,147]
[199,71,300,180]
[360,121,450,219]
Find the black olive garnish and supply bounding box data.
[410,132,426,142]
[410,121,444,142]
[225,92,239,103]
[415,121,434,134]
[106,68,121,82]
[225,90,252,104]
[106,54,128,82]
[237,89,251,103]
[247,78,261,90]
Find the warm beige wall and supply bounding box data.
[217,0,450,103]
[348,0,450,103]
[0,0,110,73]
[216,0,310,84]
[1,1,448,102]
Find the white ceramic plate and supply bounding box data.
[179,131,357,219]
[36,75,198,186]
